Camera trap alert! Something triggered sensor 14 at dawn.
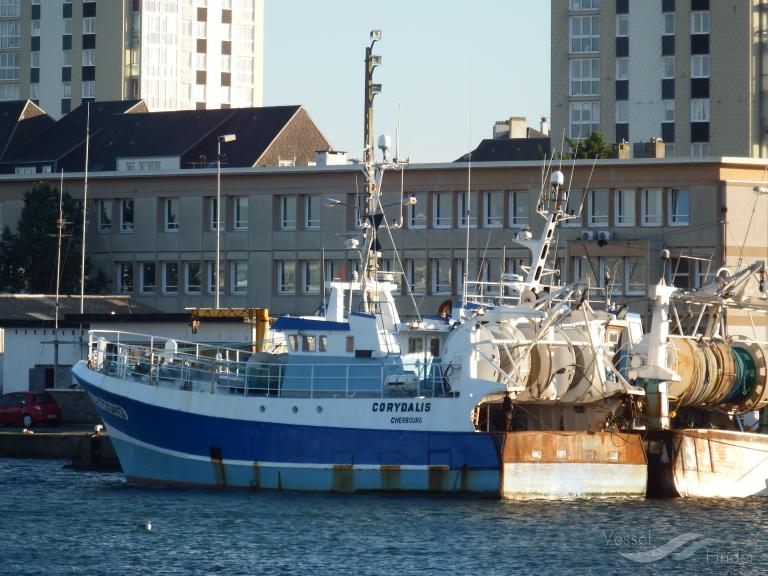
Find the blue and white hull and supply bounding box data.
[73,363,502,493]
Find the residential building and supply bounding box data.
[551,0,764,158]
[456,117,551,162]
[0,0,264,117]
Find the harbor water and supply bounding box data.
[2,458,766,576]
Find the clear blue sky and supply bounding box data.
[264,1,551,164]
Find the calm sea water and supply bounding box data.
[1,458,766,576]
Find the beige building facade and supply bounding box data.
[0,0,263,117]
[0,158,766,339]
[552,0,765,158]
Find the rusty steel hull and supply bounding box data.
[646,429,768,498]
[500,431,648,498]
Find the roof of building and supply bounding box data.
[0,100,328,173]
[0,294,160,327]
[455,137,551,163]
[0,101,55,159]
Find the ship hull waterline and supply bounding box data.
[74,363,647,498]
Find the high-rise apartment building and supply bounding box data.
[0,0,264,117]
[551,0,765,158]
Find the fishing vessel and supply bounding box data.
[72,32,651,498]
[629,256,768,497]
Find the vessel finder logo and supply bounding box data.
[604,530,716,563]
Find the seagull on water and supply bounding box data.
[136,521,152,531]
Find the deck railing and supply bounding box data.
[86,330,453,399]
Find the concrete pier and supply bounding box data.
[0,430,121,471]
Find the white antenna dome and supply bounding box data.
[551,170,565,188]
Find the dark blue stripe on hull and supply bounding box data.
[76,377,501,472]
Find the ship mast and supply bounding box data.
[361,29,383,311]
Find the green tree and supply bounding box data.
[563,131,614,160]
[0,183,108,294]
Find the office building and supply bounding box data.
[0,0,263,116]
[551,0,765,158]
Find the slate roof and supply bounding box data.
[0,294,161,327]
[0,100,55,158]
[0,100,313,173]
[455,137,551,163]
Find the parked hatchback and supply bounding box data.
[0,392,63,428]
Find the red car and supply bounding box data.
[0,391,63,428]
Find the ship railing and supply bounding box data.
[85,330,456,399]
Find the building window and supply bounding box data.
[663,13,675,35]
[209,197,220,230]
[279,196,296,230]
[406,259,426,295]
[234,196,248,230]
[303,261,320,295]
[691,11,710,35]
[304,196,320,229]
[207,262,223,295]
[603,257,624,296]
[569,101,600,139]
[163,262,179,294]
[614,189,635,226]
[509,191,529,227]
[0,21,20,49]
[0,83,19,100]
[691,99,709,122]
[690,55,710,78]
[82,49,95,66]
[588,189,609,227]
[668,257,690,289]
[97,200,111,232]
[663,101,675,123]
[616,101,629,124]
[165,198,179,232]
[431,260,452,295]
[82,17,95,34]
[625,257,647,295]
[483,190,504,228]
[116,262,133,293]
[690,142,710,157]
[407,192,426,229]
[140,262,156,293]
[459,192,477,228]
[0,0,20,18]
[82,81,95,99]
[616,57,628,81]
[569,16,600,53]
[694,258,714,288]
[232,261,248,294]
[563,190,582,226]
[569,0,600,9]
[572,257,600,286]
[569,58,600,96]
[641,189,662,226]
[185,262,202,294]
[0,52,19,80]
[663,56,675,79]
[277,260,296,294]
[615,14,629,37]
[669,189,689,226]
[30,51,39,68]
[119,199,134,232]
[433,191,453,228]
